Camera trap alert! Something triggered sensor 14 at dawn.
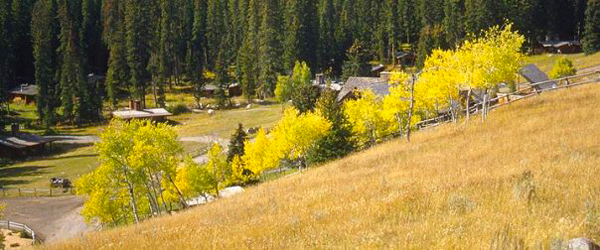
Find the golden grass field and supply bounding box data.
[44,82,600,249]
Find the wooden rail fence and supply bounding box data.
[416,70,600,129]
[0,220,39,244]
[0,187,75,198]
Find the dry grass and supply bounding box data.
[46,83,600,249]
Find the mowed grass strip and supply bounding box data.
[46,83,600,248]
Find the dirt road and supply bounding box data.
[0,196,93,243]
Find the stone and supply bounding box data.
[208,109,215,116]
[246,104,253,109]
[567,238,600,250]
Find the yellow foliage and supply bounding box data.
[243,128,280,175]
[344,90,395,146]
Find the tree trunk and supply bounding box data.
[466,88,472,123]
[166,174,188,208]
[406,76,415,142]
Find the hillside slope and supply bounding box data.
[48,84,600,249]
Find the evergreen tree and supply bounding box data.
[11,0,35,84]
[58,0,101,123]
[103,0,129,109]
[341,40,370,81]
[227,123,247,162]
[283,0,319,72]
[32,0,61,127]
[257,0,284,98]
[238,0,259,100]
[188,0,207,107]
[318,0,336,71]
[416,24,445,69]
[81,0,106,74]
[157,0,175,107]
[308,88,355,164]
[583,0,600,54]
[125,0,152,104]
[443,0,464,48]
[0,0,12,101]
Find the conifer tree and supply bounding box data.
[257,0,284,98]
[238,0,259,100]
[32,0,61,127]
[227,123,247,162]
[125,0,152,104]
[341,40,370,81]
[188,0,207,107]
[11,0,35,83]
[0,0,12,107]
[283,0,319,72]
[583,0,600,54]
[443,0,464,48]
[308,88,355,164]
[103,0,129,109]
[157,0,175,107]
[318,0,336,71]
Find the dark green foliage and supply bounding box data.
[188,0,207,106]
[443,0,464,48]
[257,0,283,98]
[0,0,12,109]
[2,0,595,130]
[227,123,247,162]
[416,24,446,69]
[125,0,152,104]
[291,83,320,114]
[583,0,600,54]
[32,0,61,127]
[308,88,356,164]
[103,0,129,109]
[341,40,370,81]
[283,0,319,73]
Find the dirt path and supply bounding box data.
[0,196,93,243]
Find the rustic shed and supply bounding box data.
[0,126,54,159]
[9,84,37,104]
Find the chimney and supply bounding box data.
[380,72,391,82]
[316,74,325,85]
[11,123,19,134]
[134,100,142,111]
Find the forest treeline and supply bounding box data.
[0,0,599,126]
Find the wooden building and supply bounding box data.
[9,84,38,104]
[112,101,173,121]
[0,125,53,159]
[337,72,393,102]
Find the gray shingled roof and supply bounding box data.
[0,132,53,149]
[9,84,38,96]
[337,77,389,101]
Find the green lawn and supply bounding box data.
[525,52,600,73]
[2,100,281,189]
[173,104,283,138]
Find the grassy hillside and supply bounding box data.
[42,83,600,249]
[46,84,600,248]
[525,52,600,73]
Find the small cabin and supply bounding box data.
[9,84,38,104]
[0,124,53,159]
[112,101,173,122]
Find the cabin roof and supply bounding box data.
[112,108,173,120]
[0,132,53,149]
[9,84,38,96]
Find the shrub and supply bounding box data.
[549,58,577,79]
[167,103,190,115]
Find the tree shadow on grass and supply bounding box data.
[0,165,51,187]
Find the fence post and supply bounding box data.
[50,188,53,197]
[18,188,21,197]
[2,188,5,197]
[34,188,37,197]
